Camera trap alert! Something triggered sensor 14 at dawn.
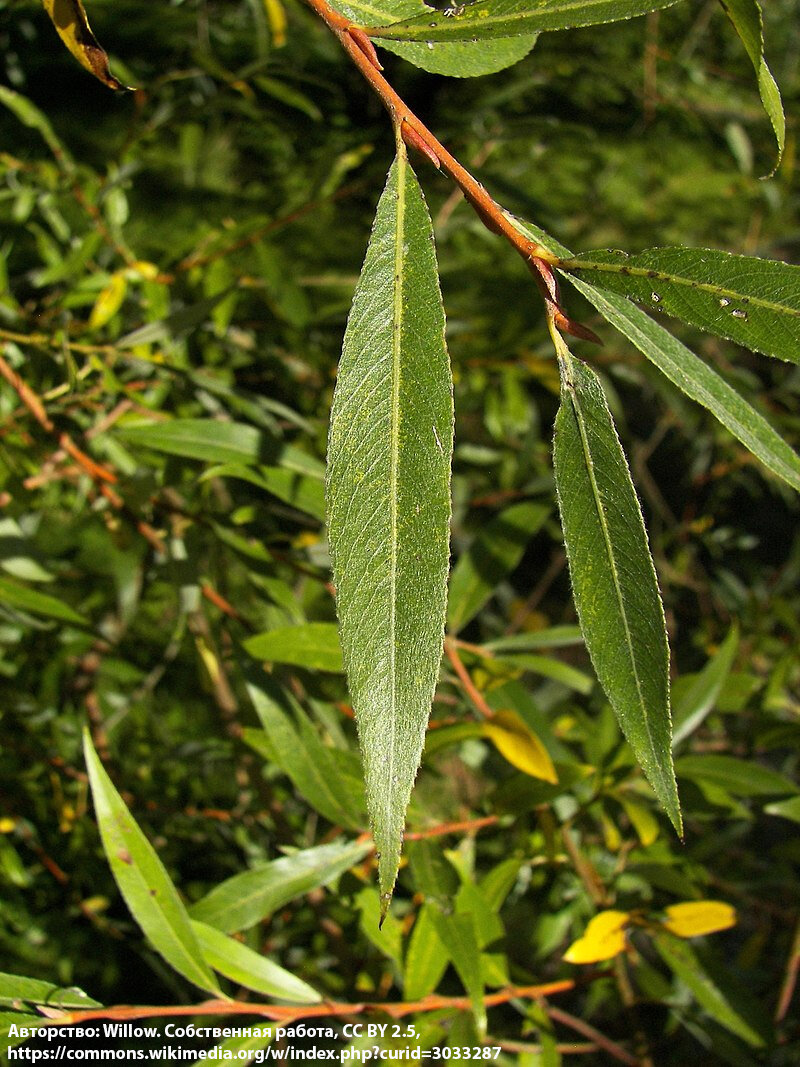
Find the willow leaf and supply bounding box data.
[559,247,800,364]
[326,149,453,917]
[365,0,683,43]
[42,0,127,89]
[83,730,222,995]
[553,350,680,831]
[719,0,784,173]
[565,277,800,493]
[331,0,537,76]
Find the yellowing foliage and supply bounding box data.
[563,910,630,963]
[43,0,128,90]
[482,709,558,784]
[662,901,737,938]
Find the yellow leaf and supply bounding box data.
[42,0,129,90]
[482,709,558,784]
[662,900,737,938]
[616,794,659,847]
[564,910,630,964]
[88,271,127,330]
[0,817,16,833]
[263,0,288,48]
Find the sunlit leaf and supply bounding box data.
[42,0,128,89]
[563,910,630,963]
[190,920,321,1003]
[661,901,737,938]
[244,623,343,673]
[88,271,127,330]
[365,0,682,42]
[189,839,372,934]
[332,0,537,77]
[0,577,87,626]
[482,709,558,784]
[83,730,222,995]
[326,150,453,915]
[560,247,800,365]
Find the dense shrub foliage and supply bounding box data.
[1,1,799,1062]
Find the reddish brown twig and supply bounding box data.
[42,975,608,1029]
[444,638,494,719]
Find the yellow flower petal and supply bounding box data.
[662,900,737,938]
[564,910,630,964]
[482,709,558,784]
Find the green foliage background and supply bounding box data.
[1,0,799,1060]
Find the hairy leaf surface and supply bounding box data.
[553,353,680,831]
[327,152,452,913]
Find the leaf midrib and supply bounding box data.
[563,358,659,776]
[560,258,800,318]
[369,0,678,36]
[385,149,407,855]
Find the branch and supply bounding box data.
[42,974,611,1029]
[301,0,598,344]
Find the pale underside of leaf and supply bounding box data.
[43,0,128,90]
[553,353,680,832]
[326,151,453,916]
[365,0,684,43]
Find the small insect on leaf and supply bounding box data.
[661,900,737,938]
[482,709,558,784]
[43,0,130,90]
[563,910,630,964]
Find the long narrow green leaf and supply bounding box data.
[404,904,449,1000]
[0,974,100,1011]
[672,626,739,747]
[246,680,365,828]
[82,730,222,995]
[566,277,800,493]
[654,934,766,1046]
[552,350,680,831]
[719,0,784,173]
[189,840,372,933]
[365,0,683,42]
[190,921,321,1004]
[0,577,87,626]
[559,247,800,364]
[244,623,343,673]
[430,912,486,1036]
[505,216,800,494]
[326,150,453,915]
[331,0,537,76]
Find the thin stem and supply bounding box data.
[296,0,607,345]
[43,975,608,1029]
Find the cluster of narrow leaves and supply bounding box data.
[318,0,797,911]
[41,0,796,917]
